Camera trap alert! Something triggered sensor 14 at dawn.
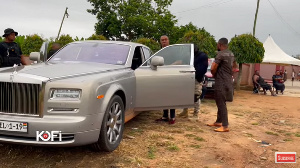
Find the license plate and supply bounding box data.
[207,81,213,87]
[0,121,28,133]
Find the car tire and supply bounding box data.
[91,95,125,152]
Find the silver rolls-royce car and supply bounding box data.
[0,41,195,152]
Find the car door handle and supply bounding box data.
[179,70,195,73]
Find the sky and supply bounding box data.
[1,0,299,56]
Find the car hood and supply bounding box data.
[0,62,126,80]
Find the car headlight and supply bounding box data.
[50,89,81,100]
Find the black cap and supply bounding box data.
[2,28,18,37]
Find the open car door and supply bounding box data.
[29,42,49,63]
[134,44,195,111]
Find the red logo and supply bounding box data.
[275,152,296,163]
[43,133,49,139]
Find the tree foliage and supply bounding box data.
[55,34,74,47]
[15,36,26,48]
[229,34,265,63]
[74,36,85,41]
[134,38,160,53]
[169,22,199,44]
[87,34,107,40]
[21,34,44,55]
[229,34,265,90]
[177,29,217,58]
[87,0,176,41]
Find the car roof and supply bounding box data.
[71,40,149,49]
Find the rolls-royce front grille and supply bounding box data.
[0,82,40,115]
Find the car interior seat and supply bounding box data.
[131,48,143,70]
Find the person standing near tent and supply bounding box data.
[292,70,295,81]
[283,70,287,82]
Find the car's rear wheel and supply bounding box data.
[91,95,124,152]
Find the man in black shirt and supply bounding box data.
[0,28,28,68]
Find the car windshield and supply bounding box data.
[49,42,130,65]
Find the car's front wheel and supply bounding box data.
[91,95,124,152]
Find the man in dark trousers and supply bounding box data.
[0,28,28,67]
[179,45,208,121]
[155,35,177,124]
[208,38,237,132]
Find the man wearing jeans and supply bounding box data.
[178,45,208,120]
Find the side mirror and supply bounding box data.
[40,42,49,62]
[150,56,164,70]
[29,41,49,63]
[29,52,41,62]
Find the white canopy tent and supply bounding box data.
[262,35,300,66]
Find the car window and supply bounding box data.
[142,47,151,60]
[153,44,191,65]
[49,43,130,65]
[142,47,152,66]
[131,47,144,70]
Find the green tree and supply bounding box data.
[169,22,199,44]
[56,34,74,47]
[21,34,44,55]
[87,34,107,40]
[87,0,176,41]
[177,30,217,58]
[134,38,160,53]
[229,34,265,90]
[15,35,26,48]
[0,36,3,41]
[74,36,85,41]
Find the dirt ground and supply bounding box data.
[0,90,299,168]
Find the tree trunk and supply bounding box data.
[236,63,243,91]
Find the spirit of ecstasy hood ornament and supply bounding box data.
[13,64,18,74]
[10,64,18,82]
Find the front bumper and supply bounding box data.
[0,113,103,147]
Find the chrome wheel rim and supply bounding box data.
[106,102,122,144]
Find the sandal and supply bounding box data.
[214,126,229,132]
